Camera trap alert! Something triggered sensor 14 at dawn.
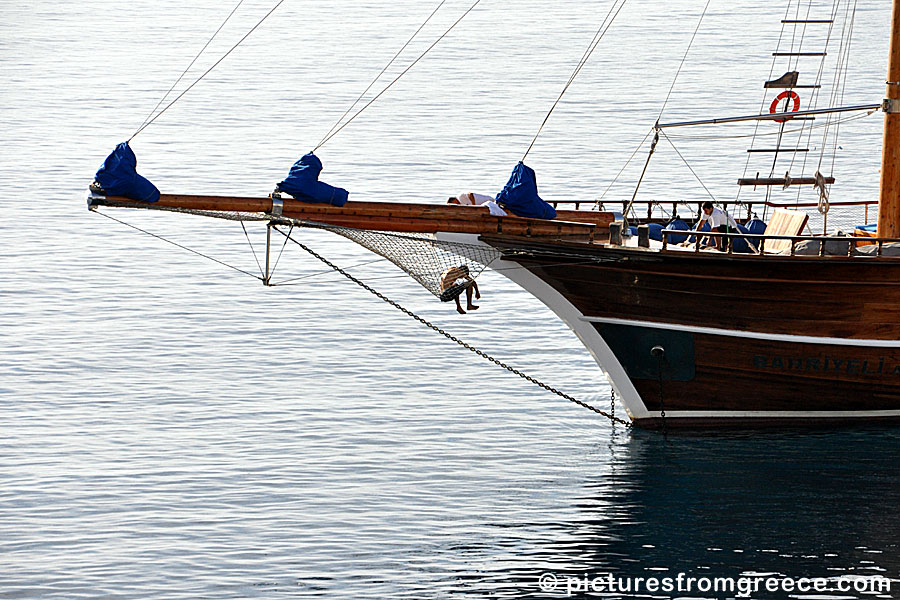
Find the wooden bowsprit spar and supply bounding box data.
[87,193,614,238]
[87,190,617,297]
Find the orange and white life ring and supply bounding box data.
[769,90,801,122]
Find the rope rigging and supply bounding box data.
[734,0,797,211]
[735,0,856,225]
[595,1,708,222]
[274,226,631,427]
[89,196,631,427]
[621,130,660,224]
[659,130,719,204]
[126,0,484,156]
[315,0,483,150]
[93,209,264,281]
[656,0,712,124]
[240,220,266,280]
[132,0,247,139]
[315,0,448,150]
[592,128,655,210]
[269,257,389,287]
[130,0,289,140]
[820,1,857,177]
[521,0,630,161]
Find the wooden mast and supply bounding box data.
[878,0,900,237]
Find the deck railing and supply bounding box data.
[550,198,878,227]
[659,228,900,257]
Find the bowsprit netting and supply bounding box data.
[305,223,502,298]
[87,196,500,298]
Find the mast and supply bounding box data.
[878,0,900,237]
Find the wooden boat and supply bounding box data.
[89,0,900,429]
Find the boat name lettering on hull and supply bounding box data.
[752,355,900,377]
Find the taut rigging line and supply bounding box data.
[275,226,631,427]
[315,0,483,150]
[521,0,630,161]
[130,0,289,140]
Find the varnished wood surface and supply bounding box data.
[94,194,614,239]
[879,0,900,237]
[616,329,900,413]
[484,237,900,339]
[632,414,900,429]
[480,237,900,425]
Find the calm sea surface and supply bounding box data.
[2,1,898,598]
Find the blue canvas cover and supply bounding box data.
[741,218,767,252]
[94,142,160,203]
[626,223,676,242]
[665,218,690,244]
[495,162,556,220]
[687,221,755,252]
[730,224,754,253]
[687,222,711,244]
[647,223,665,241]
[277,152,348,207]
[746,218,767,235]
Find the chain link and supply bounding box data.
[654,350,667,435]
[610,388,616,421]
[278,227,631,427]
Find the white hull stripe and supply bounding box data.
[639,410,900,419]
[580,316,900,348]
[436,232,652,420]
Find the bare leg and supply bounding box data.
[472,280,480,300]
[454,296,466,314]
[466,285,479,311]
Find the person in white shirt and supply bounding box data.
[695,201,738,250]
[448,193,508,216]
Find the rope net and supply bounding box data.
[310,223,501,300]
[89,198,501,300]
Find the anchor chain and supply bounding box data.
[277,227,631,427]
[651,345,667,434]
[610,388,616,421]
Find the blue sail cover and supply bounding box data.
[94,142,160,203]
[495,162,557,220]
[745,218,767,235]
[665,218,690,244]
[278,152,349,207]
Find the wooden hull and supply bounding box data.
[481,236,900,429]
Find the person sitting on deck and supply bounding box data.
[439,265,480,315]
[694,201,739,250]
[448,193,507,216]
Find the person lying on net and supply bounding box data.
[447,193,507,216]
[439,265,480,315]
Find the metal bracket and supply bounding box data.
[883,98,900,113]
[86,184,106,211]
[86,191,103,210]
[263,222,273,286]
[270,196,284,217]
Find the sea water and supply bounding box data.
[1,0,897,598]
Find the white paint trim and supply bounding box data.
[644,410,900,418]
[581,316,900,348]
[435,233,650,420]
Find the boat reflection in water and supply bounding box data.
[468,427,900,598]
